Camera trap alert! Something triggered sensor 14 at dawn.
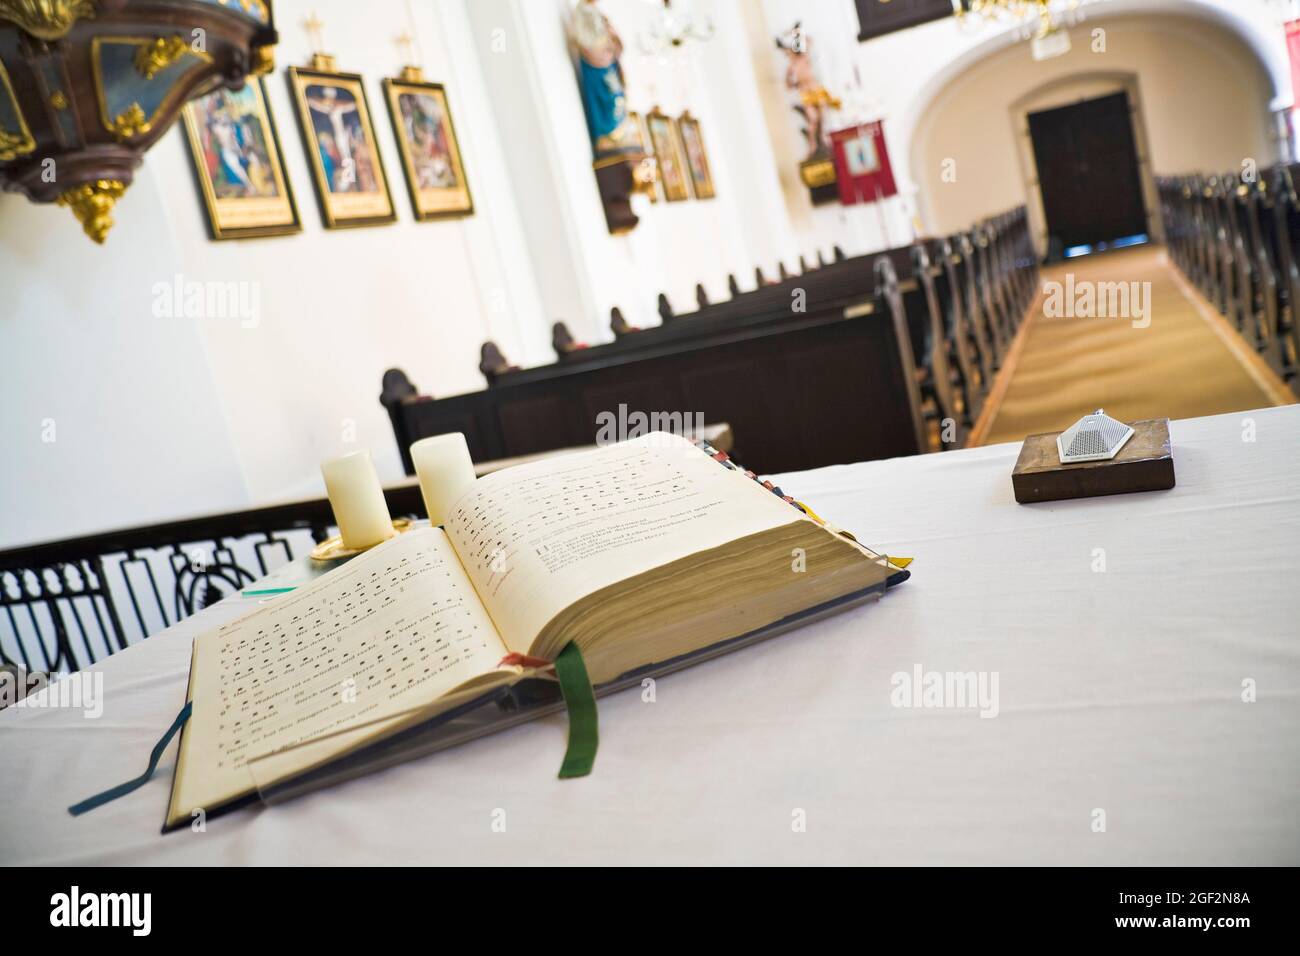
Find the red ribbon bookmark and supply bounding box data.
[498,652,555,671]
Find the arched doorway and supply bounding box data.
[907,8,1282,256]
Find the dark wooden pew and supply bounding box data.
[384,208,1037,473]
[1268,165,1300,372]
[929,235,987,425]
[383,259,930,476]
[953,231,999,382]
[533,207,1032,404]
[1158,166,1299,381]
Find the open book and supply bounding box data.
[165,433,903,829]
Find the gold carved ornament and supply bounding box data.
[0,58,36,159]
[109,101,149,138]
[57,178,126,244]
[0,126,35,160]
[133,34,190,80]
[0,0,96,41]
[251,42,274,76]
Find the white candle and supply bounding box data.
[411,432,477,526]
[321,450,395,550]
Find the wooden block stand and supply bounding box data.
[1012,418,1175,504]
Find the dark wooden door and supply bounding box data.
[1028,92,1147,252]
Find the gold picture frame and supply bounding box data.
[646,107,689,202]
[287,65,396,229]
[628,111,657,203]
[676,111,715,200]
[382,75,473,220]
[182,77,301,240]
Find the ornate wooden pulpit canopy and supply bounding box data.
[0,0,277,242]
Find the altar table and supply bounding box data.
[2,406,1297,865]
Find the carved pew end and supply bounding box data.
[379,368,418,410]
[480,341,520,384]
[658,293,675,324]
[610,306,639,338]
[552,321,588,358]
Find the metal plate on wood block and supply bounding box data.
[1012,418,1175,504]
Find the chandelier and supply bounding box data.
[954,0,1084,39]
[637,0,714,57]
[0,0,277,243]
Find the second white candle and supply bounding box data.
[411,432,477,525]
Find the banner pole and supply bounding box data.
[876,180,891,249]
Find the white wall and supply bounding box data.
[604,0,772,322]
[1,181,250,545]
[1,0,548,546]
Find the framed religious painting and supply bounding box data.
[627,111,657,203]
[382,74,473,220]
[181,78,301,240]
[645,107,689,202]
[287,65,396,228]
[676,112,715,200]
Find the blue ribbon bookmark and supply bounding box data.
[68,701,192,816]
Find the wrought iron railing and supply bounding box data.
[0,482,427,675]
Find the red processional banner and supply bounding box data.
[1288,20,1300,113]
[830,121,897,205]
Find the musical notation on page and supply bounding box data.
[198,531,502,775]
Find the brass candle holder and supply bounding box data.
[309,518,415,562]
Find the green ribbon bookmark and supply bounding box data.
[554,642,598,778]
[69,701,192,816]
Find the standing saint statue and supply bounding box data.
[572,0,641,159]
[775,21,842,163]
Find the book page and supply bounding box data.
[444,433,802,654]
[171,526,506,818]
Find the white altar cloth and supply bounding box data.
[3,406,1297,865]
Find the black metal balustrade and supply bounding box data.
[0,483,427,675]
